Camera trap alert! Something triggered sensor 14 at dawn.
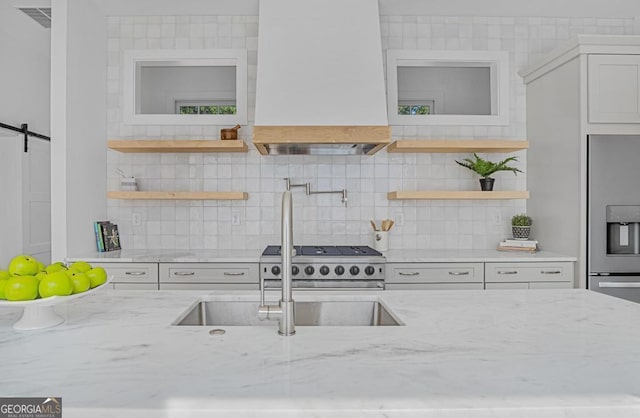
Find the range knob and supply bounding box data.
[365,266,375,276]
[335,265,345,276]
[304,266,315,275]
[271,266,281,276]
[319,266,330,276]
[349,266,360,275]
[292,265,300,275]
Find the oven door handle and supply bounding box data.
[598,281,640,288]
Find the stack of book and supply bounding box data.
[498,239,538,252]
[94,221,121,252]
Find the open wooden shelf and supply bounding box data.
[107,140,248,153]
[387,191,530,200]
[107,191,248,200]
[386,139,529,153]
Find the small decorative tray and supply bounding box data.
[0,277,112,330]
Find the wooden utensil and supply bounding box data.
[370,220,378,231]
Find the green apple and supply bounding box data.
[4,276,39,301]
[39,271,73,298]
[45,262,67,274]
[35,271,48,282]
[68,270,90,294]
[8,255,40,276]
[0,270,10,281]
[36,261,45,273]
[69,261,92,273]
[0,279,7,299]
[86,267,107,289]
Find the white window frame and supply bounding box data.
[386,50,510,126]
[123,49,247,125]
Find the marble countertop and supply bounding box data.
[383,249,577,263]
[67,249,576,264]
[65,249,261,263]
[1,289,638,417]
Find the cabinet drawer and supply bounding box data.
[485,262,573,284]
[92,262,158,284]
[160,283,259,290]
[386,283,484,290]
[387,263,484,284]
[160,263,258,284]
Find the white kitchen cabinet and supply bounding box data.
[520,36,640,289]
[386,263,484,290]
[92,262,159,290]
[588,55,640,124]
[159,263,259,290]
[485,262,574,289]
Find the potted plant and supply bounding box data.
[455,153,523,191]
[511,213,532,240]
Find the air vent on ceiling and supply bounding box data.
[18,8,51,28]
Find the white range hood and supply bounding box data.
[253,0,390,155]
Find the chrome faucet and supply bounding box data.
[258,190,295,336]
[283,177,347,207]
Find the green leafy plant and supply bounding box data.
[455,153,523,179]
[511,214,532,226]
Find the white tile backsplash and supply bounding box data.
[105,14,636,252]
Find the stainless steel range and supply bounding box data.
[260,245,385,290]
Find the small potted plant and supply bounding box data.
[511,213,532,240]
[455,153,523,191]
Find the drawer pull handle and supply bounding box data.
[497,271,518,275]
[599,282,640,288]
[541,270,561,275]
[399,272,419,276]
[223,272,245,276]
[174,271,195,276]
[449,271,470,276]
[125,271,146,276]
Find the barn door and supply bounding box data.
[21,138,51,263]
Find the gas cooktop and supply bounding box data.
[262,245,382,257]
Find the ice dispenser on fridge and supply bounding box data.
[606,206,640,255]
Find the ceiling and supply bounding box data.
[11,0,639,20]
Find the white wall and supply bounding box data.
[51,0,107,260]
[0,2,50,134]
[100,14,637,254]
[0,2,50,267]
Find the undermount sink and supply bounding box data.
[173,299,403,327]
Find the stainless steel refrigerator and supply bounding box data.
[588,135,640,303]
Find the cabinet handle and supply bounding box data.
[599,282,640,288]
[174,271,195,276]
[449,271,470,276]
[541,270,561,275]
[223,272,245,276]
[399,272,419,276]
[125,271,146,276]
[497,271,518,275]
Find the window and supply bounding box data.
[123,49,247,125]
[398,102,434,115]
[176,101,237,115]
[386,50,510,126]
